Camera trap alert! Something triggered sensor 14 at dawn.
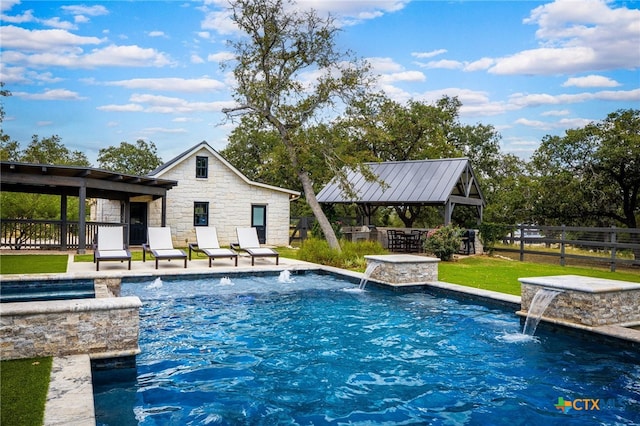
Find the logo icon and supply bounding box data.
[555,397,572,413]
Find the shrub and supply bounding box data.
[298,238,386,270]
[424,225,463,261]
[478,223,514,254]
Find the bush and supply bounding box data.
[298,238,386,270]
[478,223,514,254]
[424,225,463,261]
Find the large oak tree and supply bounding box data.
[222,0,374,251]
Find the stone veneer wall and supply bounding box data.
[521,283,640,327]
[365,255,439,285]
[0,296,141,360]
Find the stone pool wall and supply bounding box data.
[520,275,640,327]
[364,254,439,285]
[0,296,141,360]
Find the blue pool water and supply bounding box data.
[93,272,640,425]
[0,279,94,302]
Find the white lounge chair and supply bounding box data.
[143,227,187,269]
[189,227,238,267]
[236,227,279,266]
[93,226,131,271]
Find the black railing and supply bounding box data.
[0,219,128,251]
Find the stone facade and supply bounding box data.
[364,254,440,285]
[520,275,640,327]
[92,142,298,247]
[0,296,141,360]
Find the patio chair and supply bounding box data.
[236,227,279,266]
[189,227,239,267]
[143,227,187,269]
[93,226,131,271]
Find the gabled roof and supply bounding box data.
[149,141,300,198]
[316,158,484,206]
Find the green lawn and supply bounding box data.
[0,357,52,426]
[438,256,640,295]
[0,254,68,274]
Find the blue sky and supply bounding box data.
[1,0,639,165]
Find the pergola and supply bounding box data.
[1,161,177,253]
[316,158,485,225]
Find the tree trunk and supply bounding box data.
[297,171,341,251]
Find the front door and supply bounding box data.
[129,202,147,245]
[251,205,267,244]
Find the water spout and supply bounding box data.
[278,270,294,283]
[522,288,562,336]
[359,263,379,290]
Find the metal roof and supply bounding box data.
[1,161,178,200]
[316,158,484,206]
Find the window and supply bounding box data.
[194,202,209,226]
[196,156,208,178]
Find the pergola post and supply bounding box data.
[77,185,87,254]
[60,195,67,250]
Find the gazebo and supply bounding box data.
[316,158,485,226]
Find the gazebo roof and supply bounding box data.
[316,158,484,207]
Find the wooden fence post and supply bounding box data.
[560,225,566,266]
[610,226,617,272]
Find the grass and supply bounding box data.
[0,254,68,274]
[439,255,640,296]
[0,357,52,426]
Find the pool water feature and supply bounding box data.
[522,288,562,336]
[93,273,640,425]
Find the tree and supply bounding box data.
[222,0,374,251]
[21,134,90,166]
[531,109,640,229]
[97,139,163,175]
[1,135,90,221]
[344,94,505,227]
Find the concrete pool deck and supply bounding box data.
[3,253,639,425]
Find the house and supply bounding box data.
[92,141,299,247]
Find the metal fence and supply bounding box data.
[0,219,126,251]
[495,224,640,271]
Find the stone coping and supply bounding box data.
[519,274,640,293]
[1,296,142,315]
[44,355,95,426]
[364,254,440,264]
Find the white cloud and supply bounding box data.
[463,57,494,72]
[97,104,145,112]
[148,31,166,38]
[14,88,86,101]
[105,77,226,93]
[367,57,404,73]
[40,16,76,30]
[207,51,236,62]
[61,5,109,17]
[417,59,464,70]
[541,109,570,116]
[515,116,592,130]
[98,94,236,114]
[490,0,640,75]
[562,75,621,88]
[1,8,35,23]
[191,54,205,64]
[379,71,426,84]
[411,49,447,59]
[0,25,104,51]
[510,88,640,107]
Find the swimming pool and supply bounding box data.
[93,272,640,425]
